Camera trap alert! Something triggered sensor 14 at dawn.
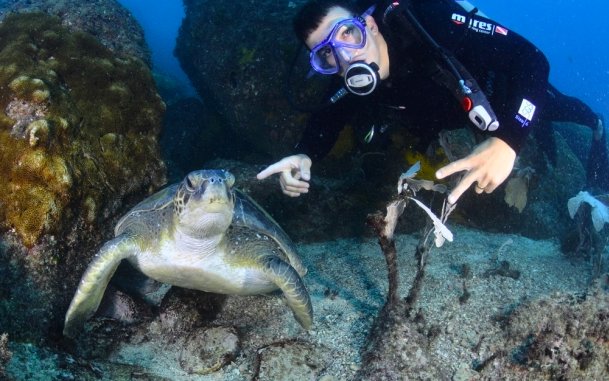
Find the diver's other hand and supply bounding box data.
[256,154,312,197]
[435,137,516,204]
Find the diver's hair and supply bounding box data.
[293,0,362,46]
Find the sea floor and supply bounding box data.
[5,224,602,380]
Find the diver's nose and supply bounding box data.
[338,47,359,63]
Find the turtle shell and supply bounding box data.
[114,183,179,236]
[112,184,306,277]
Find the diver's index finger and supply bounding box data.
[436,160,467,179]
[256,163,283,180]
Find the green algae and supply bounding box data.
[0,12,166,247]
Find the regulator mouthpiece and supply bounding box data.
[344,61,380,96]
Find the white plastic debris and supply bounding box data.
[410,198,454,247]
[567,191,609,232]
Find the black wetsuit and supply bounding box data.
[293,0,606,189]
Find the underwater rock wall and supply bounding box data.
[454,129,587,239]
[0,12,166,340]
[0,0,152,68]
[175,0,316,160]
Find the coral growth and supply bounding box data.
[0,0,152,67]
[4,96,48,138]
[490,290,609,379]
[0,12,166,247]
[238,47,257,66]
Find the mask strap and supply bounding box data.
[357,4,376,25]
[361,4,376,18]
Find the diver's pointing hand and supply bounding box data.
[257,154,312,197]
[436,137,516,204]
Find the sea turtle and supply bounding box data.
[64,169,312,338]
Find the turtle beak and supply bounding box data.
[201,182,232,204]
[201,201,230,213]
[181,183,234,234]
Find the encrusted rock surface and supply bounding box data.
[256,340,331,380]
[0,12,165,341]
[179,326,240,375]
[175,0,315,160]
[0,0,152,67]
[160,98,255,183]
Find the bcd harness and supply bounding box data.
[380,0,499,131]
[285,0,500,132]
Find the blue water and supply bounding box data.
[117,0,191,88]
[472,0,608,118]
[118,0,608,116]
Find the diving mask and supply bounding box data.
[309,17,368,75]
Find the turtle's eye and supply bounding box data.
[226,173,235,189]
[185,176,194,191]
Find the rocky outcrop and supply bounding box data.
[453,129,587,239]
[0,12,165,341]
[0,0,152,67]
[175,0,314,160]
[161,97,256,183]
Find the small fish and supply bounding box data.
[364,125,375,143]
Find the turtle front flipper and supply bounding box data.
[64,234,138,338]
[233,189,307,277]
[261,256,313,330]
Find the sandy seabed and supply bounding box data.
[6,223,603,380]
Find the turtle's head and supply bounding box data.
[174,169,236,236]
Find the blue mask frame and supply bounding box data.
[309,17,368,75]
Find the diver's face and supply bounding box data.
[306,6,383,77]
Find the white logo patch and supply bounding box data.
[518,99,536,121]
[451,13,499,35]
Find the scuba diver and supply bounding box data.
[257,0,608,203]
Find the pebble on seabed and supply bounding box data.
[318,375,337,381]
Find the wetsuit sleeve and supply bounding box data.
[545,83,598,128]
[488,43,550,153]
[293,87,360,161]
[412,0,550,154]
